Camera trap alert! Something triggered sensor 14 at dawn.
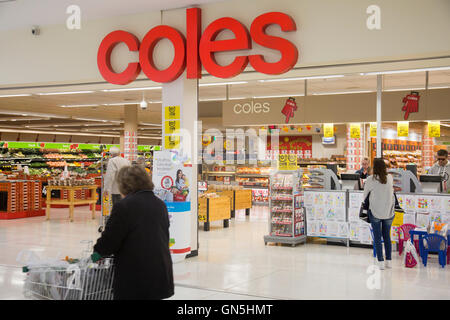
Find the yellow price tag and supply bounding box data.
[350,123,361,139]
[164,135,180,150]
[164,120,180,134]
[165,105,180,120]
[397,121,409,137]
[370,122,377,137]
[323,123,334,138]
[428,121,440,138]
[278,154,297,171]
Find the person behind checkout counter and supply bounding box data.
[355,157,371,189]
[429,149,449,191]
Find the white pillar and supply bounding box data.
[376,74,382,158]
[162,72,198,256]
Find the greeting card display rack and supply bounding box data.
[264,170,306,247]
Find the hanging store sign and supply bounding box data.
[97,8,298,84]
[370,122,377,137]
[397,121,409,137]
[401,91,420,120]
[350,123,361,139]
[323,123,334,138]
[428,121,440,138]
[281,97,298,123]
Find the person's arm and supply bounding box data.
[93,201,129,256]
[363,176,373,200]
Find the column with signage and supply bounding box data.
[346,123,365,171]
[158,74,198,262]
[122,105,138,162]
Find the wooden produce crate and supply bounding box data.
[198,195,231,231]
[234,189,252,216]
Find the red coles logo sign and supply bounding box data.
[97,8,298,84]
[402,91,420,120]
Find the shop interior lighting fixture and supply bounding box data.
[101,86,162,92]
[0,93,32,98]
[257,75,344,83]
[199,81,248,87]
[360,66,450,76]
[199,97,227,101]
[253,94,305,99]
[36,91,94,95]
[312,90,374,95]
[60,104,100,108]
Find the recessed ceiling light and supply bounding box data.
[199,81,247,87]
[101,87,162,92]
[60,104,100,108]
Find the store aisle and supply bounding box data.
[0,206,449,300]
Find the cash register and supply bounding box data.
[419,175,444,193]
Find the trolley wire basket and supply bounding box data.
[20,241,115,300]
[23,257,115,300]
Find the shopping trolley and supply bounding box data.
[21,241,115,300]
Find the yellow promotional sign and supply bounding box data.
[323,123,334,138]
[397,121,409,137]
[350,123,361,139]
[164,120,180,134]
[278,154,298,171]
[370,122,377,137]
[165,105,180,120]
[428,121,440,138]
[164,135,180,150]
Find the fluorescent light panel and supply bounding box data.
[0,94,32,98]
[60,104,100,108]
[101,87,162,92]
[360,66,450,76]
[258,75,344,83]
[37,90,94,95]
[199,81,248,87]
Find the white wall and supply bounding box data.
[312,134,346,159]
[1,0,449,87]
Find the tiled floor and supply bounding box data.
[0,205,449,300]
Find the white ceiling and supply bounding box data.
[0,0,227,31]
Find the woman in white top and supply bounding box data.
[363,158,395,270]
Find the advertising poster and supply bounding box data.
[153,150,192,262]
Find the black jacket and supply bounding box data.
[94,190,174,300]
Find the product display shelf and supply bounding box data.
[236,164,272,206]
[264,170,306,247]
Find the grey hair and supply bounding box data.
[110,146,120,156]
[116,165,154,196]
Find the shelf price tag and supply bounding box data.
[278,154,297,171]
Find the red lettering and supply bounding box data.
[139,25,186,83]
[97,30,141,85]
[97,9,298,84]
[199,17,251,78]
[186,8,202,79]
[249,12,298,75]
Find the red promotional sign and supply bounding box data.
[281,97,298,123]
[97,8,298,84]
[267,136,312,151]
[402,91,420,120]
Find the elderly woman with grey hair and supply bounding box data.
[92,165,174,300]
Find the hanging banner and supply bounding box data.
[428,121,440,138]
[370,123,377,137]
[323,123,334,138]
[152,150,192,262]
[164,120,181,135]
[397,121,409,137]
[350,123,361,139]
[164,135,181,150]
[278,154,298,171]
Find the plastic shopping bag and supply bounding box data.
[403,239,420,268]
